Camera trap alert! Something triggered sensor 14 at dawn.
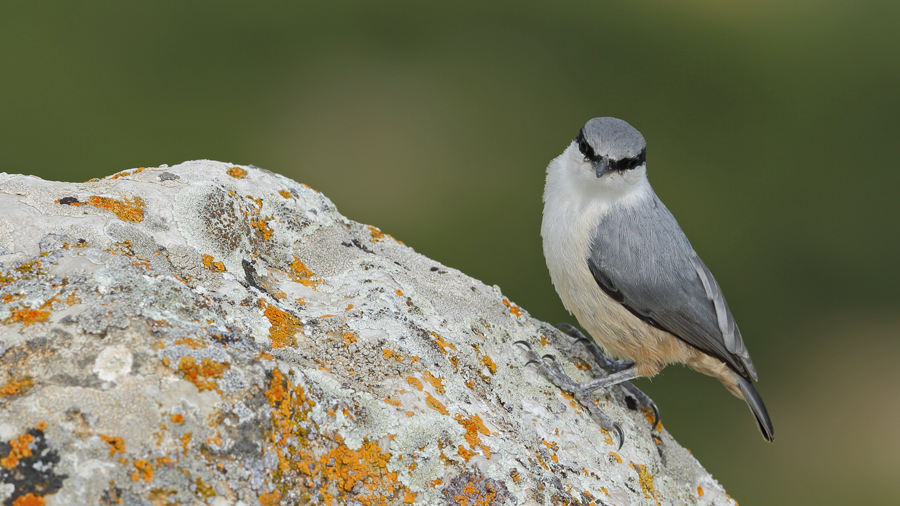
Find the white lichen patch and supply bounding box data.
[0,161,735,506]
[92,345,133,382]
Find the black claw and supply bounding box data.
[513,340,534,350]
[541,354,557,362]
[613,423,625,451]
[524,359,542,367]
[649,403,660,431]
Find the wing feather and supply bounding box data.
[588,193,757,380]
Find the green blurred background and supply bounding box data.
[2,1,898,504]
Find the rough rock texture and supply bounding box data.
[0,161,735,506]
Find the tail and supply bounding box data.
[736,375,774,442]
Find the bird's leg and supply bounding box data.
[554,323,633,372]
[553,323,660,430]
[515,340,632,449]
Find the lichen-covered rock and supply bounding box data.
[0,161,735,505]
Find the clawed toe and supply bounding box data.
[621,382,661,430]
[516,337,632,448]
[612,422,624,451]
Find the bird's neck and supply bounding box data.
[543,142,652,221]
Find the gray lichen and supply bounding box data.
[0,161,734,505]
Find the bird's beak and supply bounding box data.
[595,157,609,178]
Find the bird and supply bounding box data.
[526,117,773,445]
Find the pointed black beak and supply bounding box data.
[595,157,609,178]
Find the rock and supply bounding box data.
[0,161,734,505]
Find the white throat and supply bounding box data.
[542,141,652,223]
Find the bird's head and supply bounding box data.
[575,117,646,178]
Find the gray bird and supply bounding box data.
[529,117,773,445]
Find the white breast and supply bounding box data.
[540,142,658,359]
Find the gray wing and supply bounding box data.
[588,193,757,380]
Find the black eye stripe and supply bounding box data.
[576,129,601,163]
[575,129,646,172]
[608,148,646,172]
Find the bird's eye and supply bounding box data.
[575,129,600,163]
[607,148,647,172]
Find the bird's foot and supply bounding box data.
[554,323,661,430]
[554,323,633,372]
[515,340,640,449]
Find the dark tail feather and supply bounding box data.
[736,375,774,442]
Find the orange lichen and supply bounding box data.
[263,368,421,505]
[698,486,704,497]
[455,414,492,459]
[100,435,126,456]
[431,333,456,354]
[421,371,445,394]
[1,433,34,469]
[174,338,206,349]
[250,217,274,241]
[6,308,50,326]
[424,392,449,415]
[395,289,403,297]
[226,167,247,178]
[449,473,507,505]
[194,476,215,498]
[600,428,613,446]
[480,355,497,375]
[629,463,660,505]
[12,494,45,506]
[177,356,228,392]
[265,368,315,450]
[342,332,357,344]
[0,377,33,397]
[383,349,394,359]
[278,190,291,199]
[131,459,154,482]
[261,301,303,348]
[501,298,523,317]
[201,254,226,272]
[608,451,622,464]
[534,452,549,471]
[169,414,185,424]
[457,445,476,462]
[540,335,549,346]
[368,226,388,242]
[179,433,192,452]
[384,398,402,407]
[259,491,281,505]
[406,377,424,391]
[288,257,320,287]
[643,408,663,432]
[572,357,592,371]
[80,196,146,222]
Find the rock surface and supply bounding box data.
[0,161,735,505]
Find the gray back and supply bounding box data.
[587,192,757,380]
